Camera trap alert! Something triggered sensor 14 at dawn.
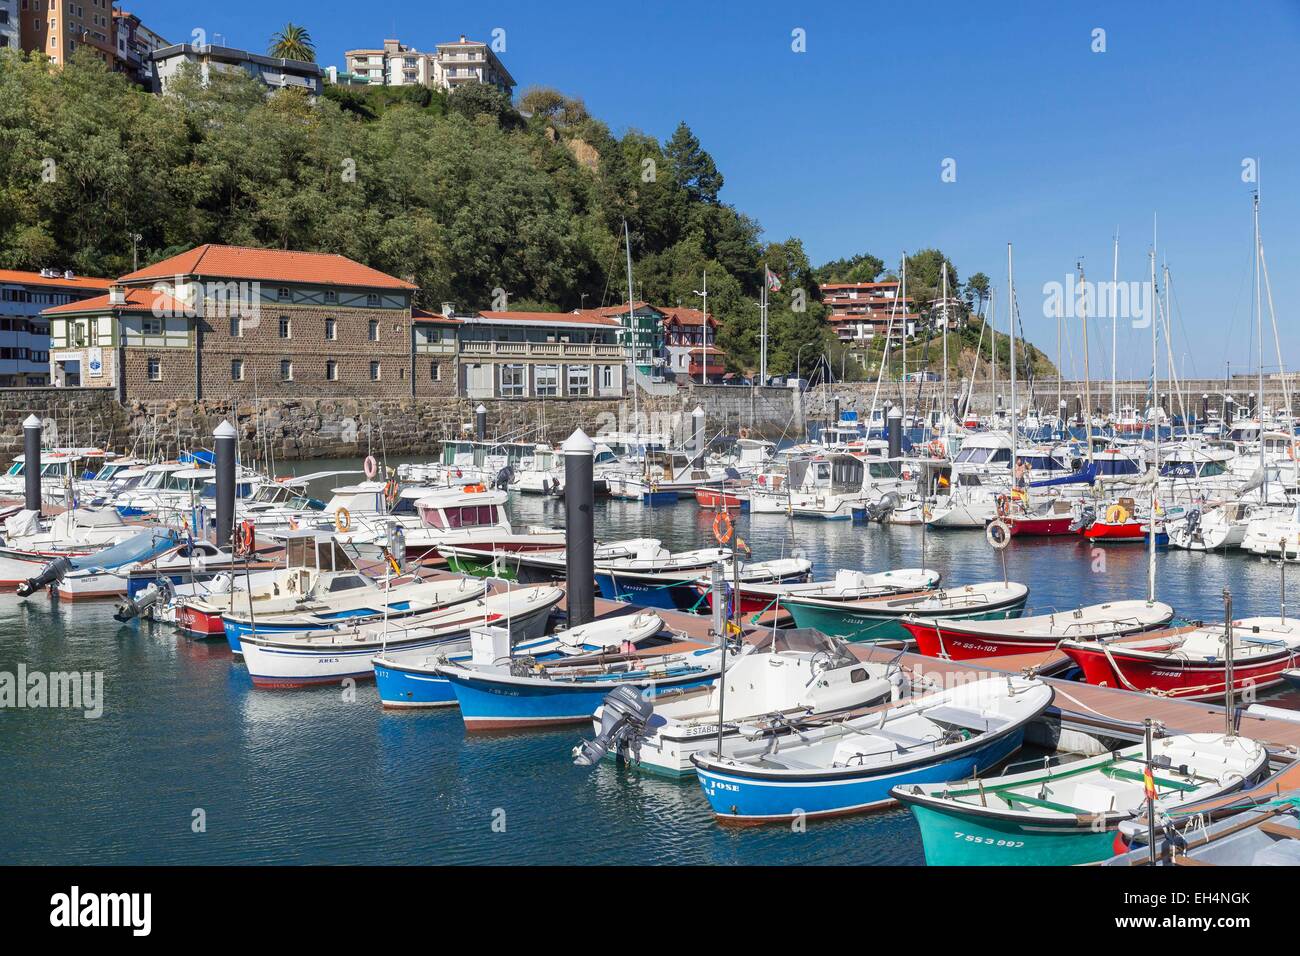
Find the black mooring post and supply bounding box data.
[214,419,237,549]
[886,404,902,460]
[563,428,595,627]
[23,414,41,513]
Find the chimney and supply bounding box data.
[108,284,126,306]
[63,270,74,279]
[441,301,455,318]
[460,35,467,43]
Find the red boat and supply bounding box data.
[694,485,749,512]
[1080,498,1166,542]
[174,598,231,637]
[903,599,1174,660]
[1061,617,1300,700]
[1006,510,1077,537]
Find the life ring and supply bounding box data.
[712,510,734,545]
[384,479,400,505]
[335,507,351,533]
[463,483,485,494]
[757,474,767,487]
[363,455,378,479]
[986,519,1011,550]
[235,520,255,556]
[928,440,945,458]
[1106,504,1130,524]
[1289,444,1296,461]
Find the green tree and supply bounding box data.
[269,23,315,62]
[664,122,723,204]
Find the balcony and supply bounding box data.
[459,341,625,360]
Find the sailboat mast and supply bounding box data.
[1007,243,1017,467]
[1148,246,1159,603]
[990,286,997,427]
[1080,262,1094,463]
[623,220,640,437]
[1111,231,1119,422]
[941,262,950,427]
[900,255,908,426]
[1254,191,1264,465]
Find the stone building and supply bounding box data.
[43,244,452,402]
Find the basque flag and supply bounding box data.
[765,267,782,292]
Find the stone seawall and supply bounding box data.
[0,384,802,464]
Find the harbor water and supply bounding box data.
[3,457,1298,865]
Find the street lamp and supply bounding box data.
[692,271,708,387]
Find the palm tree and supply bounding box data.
[269,23,315,62]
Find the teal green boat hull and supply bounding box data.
[785,599,1026,643]
[908,802,1118,866]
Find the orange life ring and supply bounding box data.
[463,483,486,493]
[335,507,351,533]
[235,520,255,556]
[928,440,945,458]
[384,479,400,505]
[712,510,734,545]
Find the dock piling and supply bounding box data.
[475,404,488,441]
[22,414,41,513]
[692,405,706,463]
[886,404,902,460]
[562,428,596,628]
[214,419,237,549]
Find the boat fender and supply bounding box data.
[363,455,378,479]
[985,519,1011,550]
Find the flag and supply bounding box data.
[765,268,782,293]
[1143,765,1156,802]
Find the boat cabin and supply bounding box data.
[414,485,511,531]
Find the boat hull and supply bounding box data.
[694,727,1025,824]
[786,595,1027,643]
[906,800,1119,866]
[1061,643,1297,700]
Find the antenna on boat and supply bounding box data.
[1221,588,1237,740]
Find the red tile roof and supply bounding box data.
[820,281,901,290]
[118,244,417,291]
[0,269,114,292]
[412,308,462,325]
[662,306,715,326]
[42,287,186,316]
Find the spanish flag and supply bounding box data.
[1143,764,1157,802]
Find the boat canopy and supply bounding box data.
[68,528,179,572]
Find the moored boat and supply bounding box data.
[904,599,1175,660]
[691,675,1052,824]
[784,580,1029,643]
[893,733,1269,865]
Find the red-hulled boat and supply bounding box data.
[903,599,1174,659]
[1060,617,1300,700]
[175,599,228,637]
[694,484,749,512]
[1006,504,1079,536]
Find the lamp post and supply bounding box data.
[692,271,708,387]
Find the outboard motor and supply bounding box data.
[494,466,514,491]
[572,685,655,767]
[866,491,901,524]
[113,577,174,623]
[1069,505,1097,533]
[16,556,72,598]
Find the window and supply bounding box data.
[325,360,337,381]
[146,357,161,381]
[280,360,293,381]
[229,316,242,337]
[566,364,591,397]
[370,361,381,381]
[600,365,616,392]
[430,361,441,382]
[324,317,336,340]
[279,316,291,338]
[141,317,162,335]
[535,365,558,397]
[231,359,244,381]
[323,290,337,304]
[366,293,380,307]
[277,287,291,301]
[368,319,379,341]
[500,364,526,398]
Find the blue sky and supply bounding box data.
[128,0,1300,381]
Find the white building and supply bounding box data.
[0,268,112,387]
[149,43,323,97]
[334,35,514,95]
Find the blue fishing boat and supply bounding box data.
[436,642,736,730]
[690,676,1052,824]
[597,555,810,612]
[372,611,664,707]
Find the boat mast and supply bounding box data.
[989,286,997,428]
[900,254,908,426]
[1006,244,1017,469]
[1080,261,1094,464]
[1111,230,1119,425]
[623,220,640,447]
[1147,246,1159,603]
[1254,191,1264,480]
[941,262,950,430]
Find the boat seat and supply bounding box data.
[1002,793,1089,816]
[923,705,1010,733]
[1071,782,1125,814]
[1101,766,1200,792]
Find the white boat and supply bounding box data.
[1167,501,1257,552]
[578,630,907,777]
[239,585,564,687]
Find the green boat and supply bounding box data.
[784,581,1029,642]
[891,732,1269,866]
